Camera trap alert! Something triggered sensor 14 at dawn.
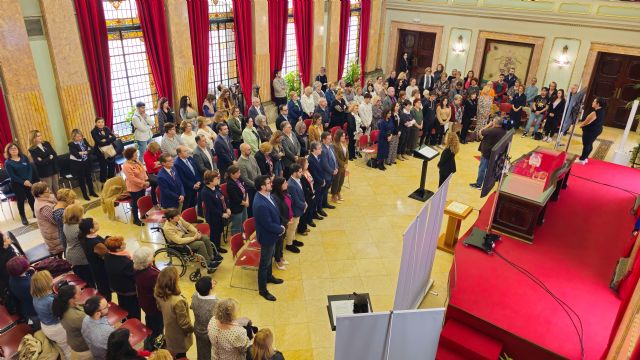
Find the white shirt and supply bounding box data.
[301,94,315,116]
[358,102,373,128]
[199,146,214,169]
[353,112,364,136]
[406,85,419,98]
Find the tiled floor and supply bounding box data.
[1,126,637,359]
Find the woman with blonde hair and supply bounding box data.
[203,93,216,118]
[4,142,36,225]
[68,129,97,201]
[312,81,324,106]
[196,116,217,149]
[207,298,250,360]
[477,84,494,130]
[28,129,59,194]
[269,131,285,177]
[255,142,274,177]
[32,182,64,255]
[154,267,194,358]
[180,121,197,150]
[437,131,459,186]
[53,188,76,249]
[63,203,94,285]
[308,113,324,144]
[396,71,408,92]
[247,329,284,360]
[31,270,73,359]
[149,349,173,360]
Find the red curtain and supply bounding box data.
[359,0,371,87]
[187,0,209,113]
[135,0,173,103]
[268,0,288,81]
[73,0,113,127]
[336,0,351,82]
[0,88,12,153]
[292,0,313,87]
[232,0,254,114]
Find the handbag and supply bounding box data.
[99,144,117,158]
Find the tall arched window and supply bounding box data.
[282,0,298,76]
[208,0,238,94]
[104,0,156,137]
[343,0,361,78]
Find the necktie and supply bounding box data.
[185,159,195,175]
[170,170,176,180]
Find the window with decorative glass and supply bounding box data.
[343,0,361,78]
[282,0,298,77]
[103,0,156,138]
[208,0,239,96]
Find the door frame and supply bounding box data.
[387,22,443,75]
[580,42,640,133]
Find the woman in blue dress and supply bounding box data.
[376,109,394,171]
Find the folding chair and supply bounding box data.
[229,233,260,290]
[303,119,313,131]
[53,273,87,294]
[107,303,129,325]
[0,305,19,335]
[76,287,100,304]
[182,207,210,236]
[242,218,260,250]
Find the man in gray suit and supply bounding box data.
[237,143,260,217]
[192,135,217,176]
[281,121,301,178]
[560,84,587,136]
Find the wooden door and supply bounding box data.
[396,30,436,77]
[587,52,640,129]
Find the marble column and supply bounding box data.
[311,0,327,87]
[165,0,197,110]
[325,1,341,83]
[253,0,271,102]
[39,0,96,140]
[0,0,54,150]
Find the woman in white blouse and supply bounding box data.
[180,121,197,150]
[196,116,216,149]
[300,86,315,119]
[358,93,373,133]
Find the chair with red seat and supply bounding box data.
[120,318,152,347]
[52,272,87,294]
[0,304,19,334]
[114,195,132,224]
[0,323,33,358]
[242,218,260,250]
[499,102,512,114]
[181,207,197,223]
[137,195,153,220]
[107,302,129,325]
[330,126,340,137]
[220,183,228,199]
[229,233,260,290]
[139,195,165,224]
[155,187,161,205]
[303,119,312,131]
[76,287,100,304]
[370,130,380,144]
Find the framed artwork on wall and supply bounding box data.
[479,39,534,85]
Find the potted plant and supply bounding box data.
[344,60,360,86]
[284,71,301,99]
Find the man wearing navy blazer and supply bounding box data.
[156,154,185,210]
[307,141,326,220]
[248,97,266,122]
[286,164,306,252]
[253,175,285,301]
[287,92,304,128]
[320,132,337,212]
[213,122,236,178]
[173,146,202,210]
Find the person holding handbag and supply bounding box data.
[68,129,98,201]
[91,117,117,183]
[4,143,36,225]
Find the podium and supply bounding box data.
[409,146,440,202]
[438,201,473,253]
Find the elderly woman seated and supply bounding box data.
[161,209,222,273]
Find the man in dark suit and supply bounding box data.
[314,98,331,129]
[248,97,266,123]
[307,141,326,221]
[418,66,435,95]
[173,146,202,210]
[156,153,185,210]
[287,92,304,128]
[281,121,301,178]
[192,135,216,175]
[213,123,236,178]
[253,175,285,301]
[286,164,306,252]
[275,105,288,131]
[319,132,337,212]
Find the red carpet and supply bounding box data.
[448,160,640,359]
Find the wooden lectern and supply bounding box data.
[438,200,472,254]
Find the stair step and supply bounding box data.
[439,319,503,360]
[436,343,467,360]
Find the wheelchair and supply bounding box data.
[150,226,208,282]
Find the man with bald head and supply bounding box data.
[383,87,397,111]
[173,145,202,209]
[237,143,260,216]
